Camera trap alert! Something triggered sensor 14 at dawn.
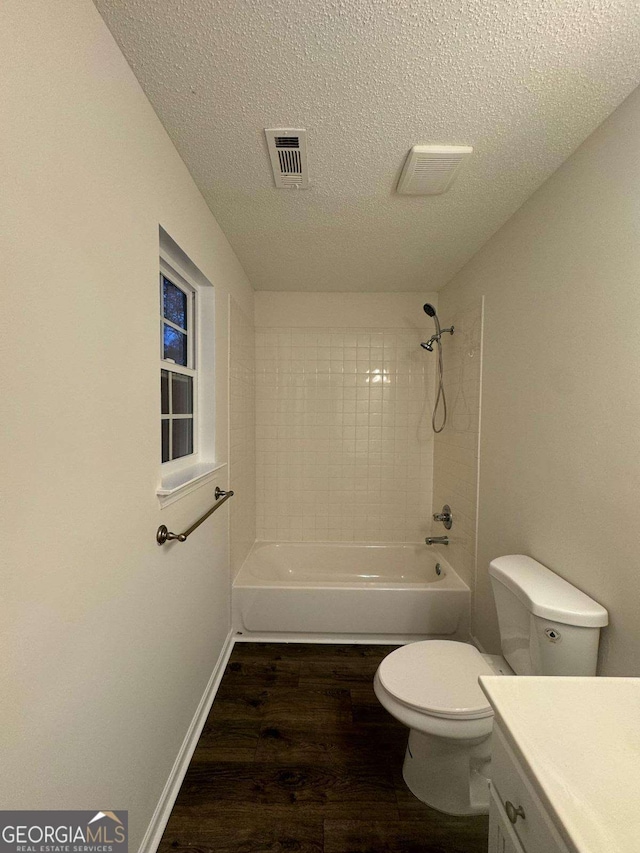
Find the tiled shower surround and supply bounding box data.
[229,300,256,577]
[255,328,436,542]
[432,299,483,591]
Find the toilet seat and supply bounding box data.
[377,640,495,720]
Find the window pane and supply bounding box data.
[161,370,169,414]
[172,374,193,414]
[163,324,187,365]
[172,418,193,459]
[162,419,170,463]
[163,277,187,329]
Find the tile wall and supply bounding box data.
[229,299,256,577]
[255,327,437,542]
[431,299,483,591]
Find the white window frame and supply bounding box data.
[160,258,198,473]
[157,237,221,506]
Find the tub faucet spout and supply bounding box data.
[425,536,449,546]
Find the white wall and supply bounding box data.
[2,0,253,847]
[439,84,640,675]
[254,293,438,542]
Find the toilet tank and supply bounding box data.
[489,555,608,676]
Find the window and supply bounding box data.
[160,264,196,465]
[157,229,218,505]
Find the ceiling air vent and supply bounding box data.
[265,128,309,189]
[397,145,473,195]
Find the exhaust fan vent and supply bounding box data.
[397,145,473,195]
[265,128,309,188]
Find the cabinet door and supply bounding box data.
[491,726,570,853]
[488,785,526,853]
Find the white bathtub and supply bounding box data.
[232,542,470,642]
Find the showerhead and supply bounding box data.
[422,302,442,346]
[420,300,454,353]
[421,305,454,433]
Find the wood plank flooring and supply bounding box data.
[159,643,489,853]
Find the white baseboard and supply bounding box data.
[233,632,433,644]
[138,630,235,853]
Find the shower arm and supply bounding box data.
[426,326,455,346]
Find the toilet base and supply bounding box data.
[402,728,491,815]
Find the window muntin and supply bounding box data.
[160,269,196,465]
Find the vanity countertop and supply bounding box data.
[479,676,640,853]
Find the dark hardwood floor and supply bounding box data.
[159,643,489,853]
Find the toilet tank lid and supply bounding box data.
[489,555,609,628]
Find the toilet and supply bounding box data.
[374,554,608,815]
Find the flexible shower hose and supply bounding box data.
[432,337,447,433]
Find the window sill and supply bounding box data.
[157,461,227,507]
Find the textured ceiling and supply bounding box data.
[93,0,640,292]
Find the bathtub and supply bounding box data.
[232,542,470,642]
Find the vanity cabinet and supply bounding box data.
[481,676,640,853]
[488,725,570,853]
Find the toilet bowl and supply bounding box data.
[374,640,508,815]
[374,554,609,816]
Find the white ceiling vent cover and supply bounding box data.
[397,145,473,195]
[265,128,309,189]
